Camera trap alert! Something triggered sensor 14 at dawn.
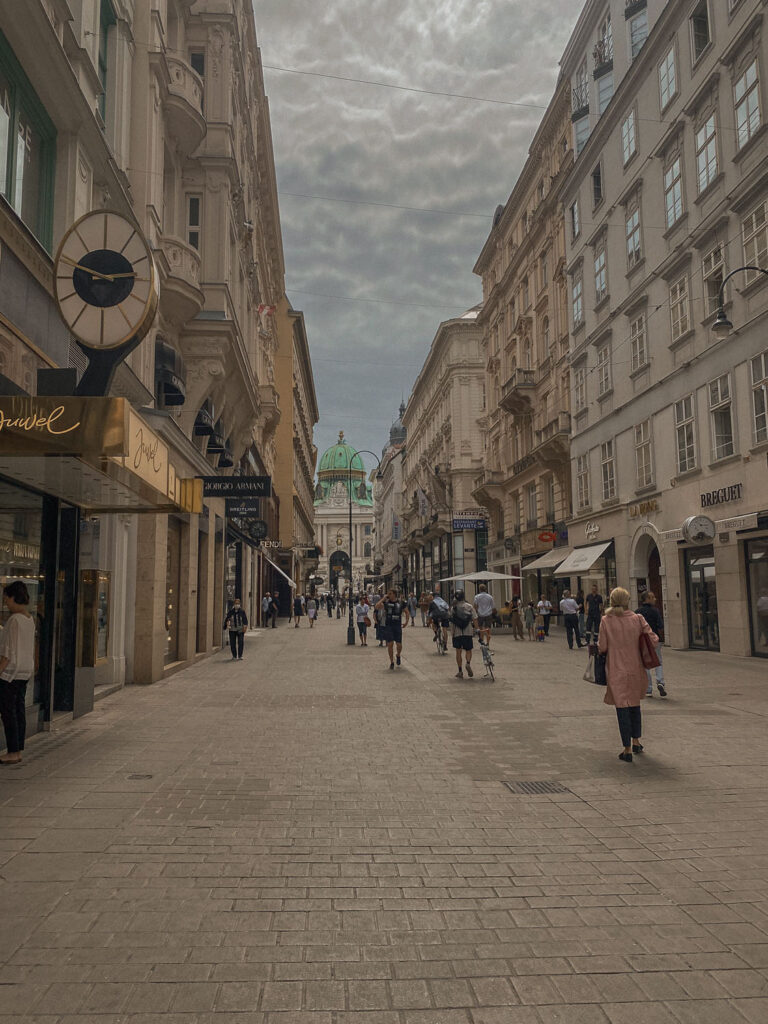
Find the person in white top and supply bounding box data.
[559,590,586,650]
[537,594,553,636]
[0,581,36,765]
[473,584,496,645]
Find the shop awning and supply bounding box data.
[262,552,296,589]
[553,542,612,576]
[522,548,572,572]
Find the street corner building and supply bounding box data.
[0,0,317,742]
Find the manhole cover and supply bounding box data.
[127,773,153,780]
[502,780,570,795]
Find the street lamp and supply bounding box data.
[346,448,383,646]
[712,265,768,340]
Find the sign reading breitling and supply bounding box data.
[0,395,129,455]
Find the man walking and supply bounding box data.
[293,591,305,627]
[450,589,477,679]
[636,591,667,697]
[473,583,495,646]
[270,591,280,628]
[585,583,603,642]
[559,590,585,649]
[224,597,248,659]
[375,589,407,670]
[327,592,334,618]
[407,592,418,627]
[261,592,272,628]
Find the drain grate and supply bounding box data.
[502,780,571,795]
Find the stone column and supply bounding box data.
[714,538,750,656]
[133,514,169,684]
[197,528,210,653]
[178,515,199,664]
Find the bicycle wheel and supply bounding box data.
[487,660,495,681]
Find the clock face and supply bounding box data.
[684,515,716,543]
[54,210,158,350]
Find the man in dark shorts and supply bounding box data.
[585,583,603,641]
[375,588,407,670]
[450,590,478,679]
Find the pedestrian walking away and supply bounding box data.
[407,592,418,627]
[510,595,525,640]
[450,590,477,678]
[419,591,430,626]
[224,597,248,659]
[524,601,536,641]
[293,592,305,627]
[576,589,586,640]
[428,591,451,652]
[306,595,317,628]
[537,593,553,636]
[375,589,407,669]
[635,591,667,697]
[270,591,280,627]
[585,583,604,642]
[355,596,369,646]
[261,592,272,628]
[473,584,495,645]
[560,590,586,649]
[327,593,334,618]
[0,580,35,765]
[598,587,658,763]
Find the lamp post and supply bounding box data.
[346,448,383,646]
[712,265,768,339]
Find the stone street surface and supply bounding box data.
[2,617,768,1024]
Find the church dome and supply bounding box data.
[389,400,407,446]
[318,432,366,475]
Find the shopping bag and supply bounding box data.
[583,651,596,683]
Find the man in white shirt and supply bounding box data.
[559,590,585,650]
[473,584,496,645]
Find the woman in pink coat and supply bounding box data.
[598,587,658,763]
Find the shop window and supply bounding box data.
[751,349,768,443]
[690,1,711,64]
[746,539,768,656]
[576,454,590,509]
[709,373,734,461]
[634,420,653,488]
[626,206,642,269]
[453,534,464,576]
[702,244,725,317]
[674,394,697,473]
[659,45,677,110]
[165,519,182,664]
[98,0,116,124]
[696,113,718,193]
[664,156,684,228]
[630,313,648,372]
[670,274,690,342]
[0,33,56,250]
[742,199,767,284]
[734,59,760,150]
[621,108,637,164]
[600,440,616,500]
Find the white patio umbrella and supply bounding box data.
[438,570,523,583]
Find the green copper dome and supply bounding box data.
[314,431,373,508]
[318,432,366,474]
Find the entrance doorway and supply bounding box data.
[686,546,719,650]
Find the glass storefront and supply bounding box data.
[746,538,768,657]
[686,546,719,650]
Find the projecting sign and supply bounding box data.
[453,514,486,531]
[226,497,262,516]
[200,475,271,497]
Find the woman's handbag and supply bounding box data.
[363,616,371,627]
[639,631,660,668]
[582,651,596,683]
[594,651,608,686]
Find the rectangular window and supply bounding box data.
[592,162,603,206]
[572,274,584,327]
[576,454,590,509]
[634,420,653,488]
[743,200,768,284]
[626,207,641,268]
[630,314,647,372]
[601,440,616,500]
[574,365,586,412]
[735,60,761,149]
[675,395,697,473]
[670,275,690,341]
[597,344,611,396]
[522,276,530,308]
[526,484,537,529]
[598,73,614,115]
[660,46,677,109]
[751,350,768,443]
[664,157,684,228]
[545,476,556,522]
[571,199,581,239]
[696,113,718,192]
[574,116,590,155]
[690,1,711,64]
[702,244,725,318]
[594,244,607,303]
[629,10,649,59]
[540,251,548,288]
[709,373,734,461]
[186,194,202,249]
[621,108,637,164]
[98,0,116,123]
[189,51,205,77]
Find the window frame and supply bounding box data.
[576,453,590,510]
[572,273,584,329]
[594,241,608,304]
[659,44,678,111]
[689,0,712,66]
[751,350,768,444]
[670,274,690,342]
[597,343,611,397]
[621,107,637,165]
[695,111,718,193]
[742,199,768,285]
[574,364,587,412]
[186,193,202,251]
[664,155,684,229]
[702,244,726,318]
[634,419,654,489]
[600,439,616,501]
[629,9,649,59]
[709,372,735,461]
[734,59,761,151]
[597,72,614,116]
[591,161,604,207]
[570,198,581,240]
[630,313,648,372]
[626,204,642,270]
[674,394,697,474]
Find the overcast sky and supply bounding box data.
[252,1,579,476]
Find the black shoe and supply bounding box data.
[658,685,667,697]
[389,663,394,670]
[632,744,644,754]
[618,752,633,763]
[396,655,401,666]
[466,665,473,677]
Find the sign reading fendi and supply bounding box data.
[200,476,271,498]
[700,482,743,508]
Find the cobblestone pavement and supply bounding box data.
[2,616,768,1024]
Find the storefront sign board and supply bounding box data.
[716,513,758,532]
[0,396,128,456]
[700,482,743,508]
[629,498,659,518]
[453,514,486,531]
[126,407,168,495]
[226,498,262,515]
[201,476,271,498]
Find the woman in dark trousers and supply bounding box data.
[0,581,36,765]
[598,587,658,763]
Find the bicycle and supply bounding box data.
[477,636,495,680]
[435,621,449,655]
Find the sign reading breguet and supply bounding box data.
[0,396,129,455]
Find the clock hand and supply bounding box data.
[107,272,138,279]
[60,255,115,281]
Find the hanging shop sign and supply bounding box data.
[452,510,487,531]
[538,530,557,543]
[226,498,262,516]
[700,482,743,508]
[200,475,271,498]
[0,396,129,456]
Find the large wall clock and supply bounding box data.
[55,210,158,349]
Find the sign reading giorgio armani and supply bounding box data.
[200,476,272,498]
[0,396,129,456]
[700,482,743,508]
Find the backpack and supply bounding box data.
[451,604,472,629]
[432,596,450,616]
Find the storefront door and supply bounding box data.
[686,546,719,650]
[746,539,768,657]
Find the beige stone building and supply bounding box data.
[372,409,407,594]
[400,308,486,597]
[0,0,303,733]
[560,0,768,658]
[472,81,574,609]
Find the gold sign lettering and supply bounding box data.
[133,426,163,476]
[629,499,659,518]
[0,404,81,436]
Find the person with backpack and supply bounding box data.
[375,589,407,670]
[428,590,451,650]
[450,589,477,679]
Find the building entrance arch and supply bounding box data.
[630,525,664,620]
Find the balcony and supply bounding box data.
[258,383,281,436]
[572,80,589,121]
[164,56,205,154]
[499,368,536,415]
[593,35,614,76]
[156,235,204,325]
[532,410,571,467]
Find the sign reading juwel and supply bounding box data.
[0,396,129,455]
